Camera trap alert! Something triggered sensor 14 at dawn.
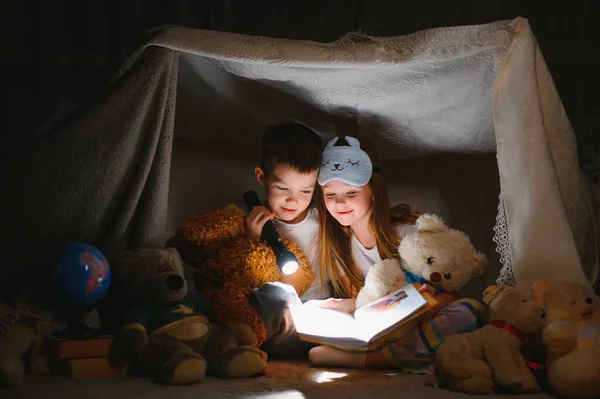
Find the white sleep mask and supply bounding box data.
[317,136,374,187]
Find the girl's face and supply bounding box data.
[322,180,373,228]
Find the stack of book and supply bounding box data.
[44,334,117,379]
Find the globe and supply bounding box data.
[50,242,111,311]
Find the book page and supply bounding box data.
[289,303,359,341]
[354,284,427,341]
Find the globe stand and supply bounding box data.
[62,309,102,339]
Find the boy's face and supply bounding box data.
[256,163,318,224]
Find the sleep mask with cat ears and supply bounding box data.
[317,136,375,187]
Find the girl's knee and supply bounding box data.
[432,299,485,335]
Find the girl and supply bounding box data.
[308,136,485,373]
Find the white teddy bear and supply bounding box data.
[356,214,487,308]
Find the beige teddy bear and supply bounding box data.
[427,285,546,395]
[356,214,487,308]
[109,248,267,384]
[532,279,600,399]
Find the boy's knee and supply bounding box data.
[248,283,301,337]
[251,282,301,305]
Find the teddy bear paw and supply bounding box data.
[225,351,266,379]
[454,376,494,395]
[495,373,522,389]
[519,374,541,393]
[168,358,207,385]
[227,322,259,347]
[210,346,267,379]
[0,360,25,387]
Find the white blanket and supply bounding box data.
[1,17,595,296]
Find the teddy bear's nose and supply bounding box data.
[166,275,184,291]
[429,272,442,283]
[540,308,546,319]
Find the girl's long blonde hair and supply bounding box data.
[316,137,418,298]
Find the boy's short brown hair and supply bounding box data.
[260,122,323,176]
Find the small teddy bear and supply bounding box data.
[109,247,268,384]
[532,279,600,399]
[356,214,487,308]
[0,280,67,387]
[427,285,546,395]
[166,205,314,348]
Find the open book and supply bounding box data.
[289,284,437,351]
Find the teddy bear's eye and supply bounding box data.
[347,158,359,166]
[158,266,173,273]
[426,257,434,265]
[585,297,593,304]
[522,299,528,303]
[444,273,452,279]
[321,160,330,168]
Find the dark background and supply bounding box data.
[2,0,600,179]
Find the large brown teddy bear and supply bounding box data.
[166,205,314,348]
[109,248,268,384]
[427,285,546,395]
[532,279,600,399]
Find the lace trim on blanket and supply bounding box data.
[494,192,515,287]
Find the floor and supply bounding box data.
[5,361,554,399]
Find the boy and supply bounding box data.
[245,121,327,357]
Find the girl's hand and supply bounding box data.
[308,298,357,314]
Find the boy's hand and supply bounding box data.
[245,206,275,240]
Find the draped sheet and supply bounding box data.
[1,17,595,296]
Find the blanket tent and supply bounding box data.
[1,17,598,299]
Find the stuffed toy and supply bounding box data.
[532,279,600,399]
[426,285,546,395]
[109,247,268,384]
[166,205,314,348]
[0,283,66,387]
[356,214,487,308]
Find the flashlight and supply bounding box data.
[243,190,299,275]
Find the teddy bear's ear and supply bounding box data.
[472,251,488,275]
[532,279,551,304]
[223,203,246,215]
[415,213,447,233]
[483,285,505,305]
[111,250,138,280]
[165,247,181,260]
